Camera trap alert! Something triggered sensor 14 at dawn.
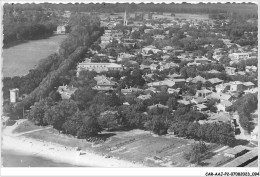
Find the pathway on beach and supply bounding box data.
[213,146,229,153]
[3,119,51,137]
[2,119,27,136]
[15,127,52,137]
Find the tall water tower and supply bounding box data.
[10,88,19,103]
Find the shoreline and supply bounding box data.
[2,122,145,167]
[1,148,81,167]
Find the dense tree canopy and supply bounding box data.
[59,13,103,57]
[183,141,208,165]
[3,6,60,47]
[226,93,258,133]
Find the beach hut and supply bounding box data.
[223,148,258,167]
[224,145,250,158]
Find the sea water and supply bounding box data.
[1,150,82,167]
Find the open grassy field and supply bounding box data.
[2,35,67,77]
[16,121,228,167]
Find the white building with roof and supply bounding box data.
[162,46,175,53]
[150,63,159,70]
[142,45,161,54]
[117,53,136,61]
[77,62,123,76]
[224,145,250,158]
[206,69,221,74]
[56,25,66,34]
[225,66,237,75]
[208,78,224,85]
[153,34,165,40]
[167,88,180,94]
[57,85,77,99]
[229,52,250,60]
[137,94,152,100]
[10,88,19,103]
[244,87,258,94]
[245,66,257,72]
[147,80,175,87]
[190,75,207,84]
[251,125,258,141]
[216,100,232,112]
[243,82,255,90]
[195,88,213,98]
[193,104,207,111]
[207,92,232,101]
[229,81,245,92]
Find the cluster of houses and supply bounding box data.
[100,29,124,48]
[5,10,258,167]
[50,11,259,143]
[92,75,117,91]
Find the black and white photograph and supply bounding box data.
[0,0,259,176]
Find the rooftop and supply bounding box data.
[191,75,206,83]
[194,104,207,109]
[150,63,158,67]
[167,73,182,78]
[58,85,77,93]
[206,69,221,74]
[208,112,232,122]
[178,100,191,105]
[223,148,258,167]
[94,75,107,81]
[143,45,156,49]
[192,97,206,103]
[232,52,250,55]
[197,89,212,94]
[10,88,19,92]
[78,62,122,68]
[208,78,223,84]
[243,82,255,87]
[148,104,169,110]
[229,81,243,85]
[207,92,231,101]
[137,94,152,100]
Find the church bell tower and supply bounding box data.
[124,10,128,26]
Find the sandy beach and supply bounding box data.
[2,120,144,167]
